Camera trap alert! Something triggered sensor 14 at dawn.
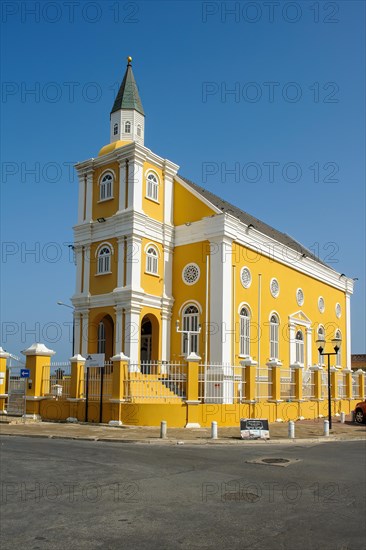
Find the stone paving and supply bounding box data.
[0,414,365,444]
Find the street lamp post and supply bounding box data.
[176,320,201,357]
[57,301,75,356]
[317,336,342,430]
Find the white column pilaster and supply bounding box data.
[81,310,89,357]
[163,245,173,298]
[125,235,142,292]
[161,309,172,362]
[127,159,144,212]
[75,246,83,294]
[345,292,351,369]
[125,305,141,368]
[83,245,91,295]
[163,165,175,225]
[306,327,312,368]
[114,306,124,355]
[118,160,127,212]
[85,169,94,222]
[77,173,86,223]
[116,237,125,289]
[209,237,233,363]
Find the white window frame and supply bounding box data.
[97,321,106,354]
[146,171,159,202]
[137,124,142,137]
[113,123,118,136]
[96,245,112,274]
[269,313,279,360]
[182,304,200,355]
[239,307,250,357]
[125,121,131,133]
[145,245,158,275]
[99,171,114,201]
[317,326,325,366]
[295,330,304,365]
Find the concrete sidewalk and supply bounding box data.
[0,415,365,445]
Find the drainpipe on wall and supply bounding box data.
[205,254,210,367]
[257,273,262,398]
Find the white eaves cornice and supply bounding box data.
[175,213,354,294]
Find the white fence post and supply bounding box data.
[324,419,329,436]
[288,420,295,439]
[211,421,218,439]
[160,420,167,439]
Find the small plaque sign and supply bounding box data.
[240,418,270,440]
[85,354,105,368]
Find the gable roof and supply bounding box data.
[179,176,332,269]
[111,62,145,116]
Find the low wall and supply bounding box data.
[38,398,360,427]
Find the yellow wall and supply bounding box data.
[142,162,164,222]
[231,242,347,367]
[171,241,210,361]
[173,180,216,225]
[92,162,120,220]
[89,238,118,296]
[140,238,164,296]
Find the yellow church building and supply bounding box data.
[3,58,363,428]
[72,57,353,375]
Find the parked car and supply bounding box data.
[354,400,366,424]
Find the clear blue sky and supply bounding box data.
[1,0,365,361]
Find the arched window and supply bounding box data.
[317,326,325,366]
[295,330,304,364]
[97,246,112,274]
[240,307,250,356]
[146,245,158,275]
[125,121,131,133]
[335,329,342,366]
[97,321,106,354]
[182,305,200,355]
[269,314,279,360]
[113,123,118,136]
[137,124,142,137]
[146,172,159,201]
[100,172,113,201]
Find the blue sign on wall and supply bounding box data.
[20,369,30,378]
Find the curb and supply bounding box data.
[0,432,365,445]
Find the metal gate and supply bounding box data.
[7,368,26,416]
[84,363,113,423]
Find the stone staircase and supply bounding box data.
[127,373,185,403]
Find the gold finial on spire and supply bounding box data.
[127,56,132,65]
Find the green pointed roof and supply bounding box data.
[111,58,145,116]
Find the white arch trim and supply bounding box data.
[144,168,160,181]
[268,310,281,323]
[237,302,252,316]
[179,300,203,316]
[95,241,115,258]
[144,242,160,257]
[98,168,117,183]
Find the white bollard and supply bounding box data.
[324,420,329,436]
[160,420,167,439]
[211,421,218,440]
[340,412,346,424]
[288,421,295,439]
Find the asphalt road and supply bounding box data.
[0,437,365,550]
